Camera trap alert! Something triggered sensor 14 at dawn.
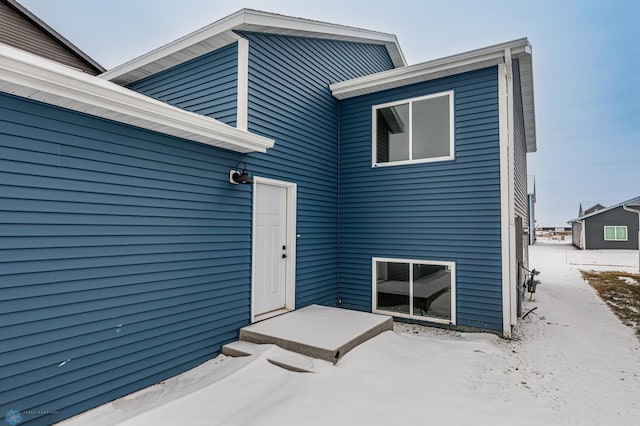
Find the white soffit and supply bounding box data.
[100,9,406,86]
[0,43,274,153]
[331,38,537,153]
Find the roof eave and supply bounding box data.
[330,38,537,153]
[100,10,245,85]
[100,9,406,86]
[0,43,274,153]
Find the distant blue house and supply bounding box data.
[0,9,537,424]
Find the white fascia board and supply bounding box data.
[240,9,405,67]
[331,38,531,100]
[518,53,537,153]
[101,9,405,86]
[0,44,274,153]
[100,11,245,85]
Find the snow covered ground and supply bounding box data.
[60,241,640,426]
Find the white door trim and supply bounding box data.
[251,176,297,322]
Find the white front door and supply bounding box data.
[253,178,296,318]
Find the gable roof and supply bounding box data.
[101,9,406,86]
[568,195,640,223]
[330,38,537,153]
[1,0,104,74]
[0,43,273,153]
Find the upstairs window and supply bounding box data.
[373,91,454,167]
[604,226,628,241]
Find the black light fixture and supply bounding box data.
[230,161,253,185]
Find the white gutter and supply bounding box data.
[622,204,640,272]
[0,43,274,153]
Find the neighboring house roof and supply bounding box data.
[0,0,104,74]
[330,38,537,153]
[568,195,640,223]
[584,203,605,215]
[0,43,274,153]
[101,8,406,86]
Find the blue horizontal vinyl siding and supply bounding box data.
[0,93,251,424]
[126,42,238,126]
[239,31,394,308]
[513,58,528,223]
[338,67,503,331]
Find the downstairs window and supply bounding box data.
[373,258,455,324]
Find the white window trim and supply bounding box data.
[371,91,455,167]
[371,257,456,325]
[603,225,628,241]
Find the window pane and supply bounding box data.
[376,104,409,163]
[604,227,616,240]
[616,227,627,240]
[413,263,451,320]
[412,95,451,160]
[376,262,410,314]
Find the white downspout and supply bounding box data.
[622,205,640,272]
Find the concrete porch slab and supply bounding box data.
[239,305,393,363]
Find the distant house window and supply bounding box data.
[372,258,455,324]
[604,226,628,241]
[373,91,454,167]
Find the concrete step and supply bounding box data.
[221,341,318,373]
[239,305,393,363]
[221,340,259,357]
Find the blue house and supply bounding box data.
[0,9,536,424]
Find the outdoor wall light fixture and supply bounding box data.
[229,161,253,184]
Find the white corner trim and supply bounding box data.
[498,61,513,338]
[0,44,274,154]
[236,38,249,131]
[505,48,518,327]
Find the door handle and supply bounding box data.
[282,253,287,259]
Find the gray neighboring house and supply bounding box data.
[0,0,104,74]
[569,196,640,250]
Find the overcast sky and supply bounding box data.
[20,0,639,226]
